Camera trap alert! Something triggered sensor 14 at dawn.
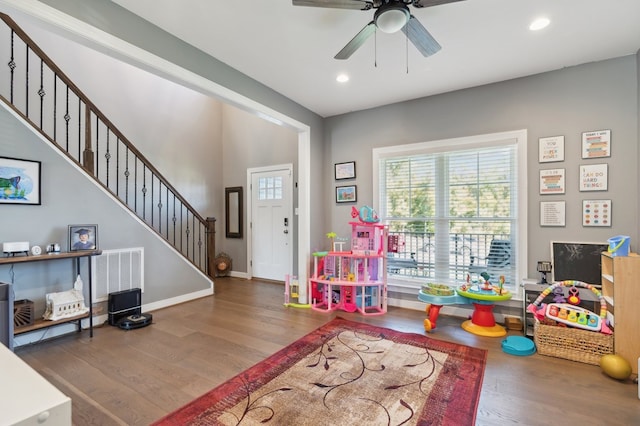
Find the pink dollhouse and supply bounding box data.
[310,221,388,315]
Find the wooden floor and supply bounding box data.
[16,277,639,425]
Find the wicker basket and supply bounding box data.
[14,299,34,329]
[534,321,614,365]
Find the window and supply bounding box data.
[373,130,527,294]
[258,176,283,200]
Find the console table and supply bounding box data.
[0,250,102,341]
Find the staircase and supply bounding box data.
[0,13,215,277]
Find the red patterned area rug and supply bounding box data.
[153,317,487,426]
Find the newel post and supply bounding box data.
[206,217,217,279]
[83,106,95,174]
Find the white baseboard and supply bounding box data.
[229,271,248,279]
[92,287,215,325]
[142,287,214,312]
[13,287,214,348]
[387,297,516,323]
[13,324,80,347]
[388,297,475,318]
[15,286,519,347]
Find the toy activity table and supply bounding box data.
[418,283,512,337]
[418,291,465,332]
[456,285,512,337]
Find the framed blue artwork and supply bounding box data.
[0,156,41,205]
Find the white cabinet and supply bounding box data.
[0,343,71,425]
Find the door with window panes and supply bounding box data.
[250,166,293,281]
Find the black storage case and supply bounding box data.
[0,282,13,350]
[108,288,142,326]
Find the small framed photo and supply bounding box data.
[579,163,608,191]
[68,224,98,251]
[334,161,356,180]
[0,156,41,205]
[538,135,564,163]
[336,185,357,203]
[582,129,611,159]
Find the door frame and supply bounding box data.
[246,163,294,282]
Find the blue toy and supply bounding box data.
[351,205,380,223]
[502,336,536,356]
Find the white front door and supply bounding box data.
[250,165,293,281]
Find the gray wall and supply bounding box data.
[325,56,639,281]
[0,4,302,342]
[9,13,299,274]
[32,0,327,255]
[3,2,638,298]
[0,106,211,310]
[221,105,298,271]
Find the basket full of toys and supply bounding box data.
[527,280,613,365]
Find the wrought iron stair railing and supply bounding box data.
[0,13,215,277]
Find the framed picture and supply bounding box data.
[334,161,356,180]
[579,163,608,191]
[582,199,611,227]
[582,129,611,159]
[540,201,565,227]
[538,135,564,163]
[336,185,357,203]
[539,168,565,194]
[0,156,41,205]
[68,224,98,251]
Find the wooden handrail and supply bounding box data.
[0,13,207,226]
[0,12,213,276]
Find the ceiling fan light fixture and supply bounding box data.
[375,6,410,34]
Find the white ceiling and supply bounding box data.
[110,0,640,118]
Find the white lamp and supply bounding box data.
[374,5,410,34]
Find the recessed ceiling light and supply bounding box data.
[529,17,550,31]
[336,74,349,83]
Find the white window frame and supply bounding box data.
[373,130,528,299]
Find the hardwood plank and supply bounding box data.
[13,277,640,425]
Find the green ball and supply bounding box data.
[599,354,632,380]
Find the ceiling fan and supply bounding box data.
[292,0,465,60]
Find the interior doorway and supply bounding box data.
[248,164,294,281]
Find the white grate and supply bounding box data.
[91,247,144,303]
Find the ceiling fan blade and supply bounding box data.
[292,0,373,10]
[401,16,441,57]
[334,21,376,59]
[412,0,466,8]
